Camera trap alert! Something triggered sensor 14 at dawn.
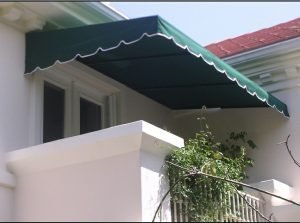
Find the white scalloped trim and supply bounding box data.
[25,32,289,118]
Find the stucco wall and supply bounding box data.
[0,22,29,222]
[65,61,175,131]
[118,84,173,130]
[0,186,14,221]
[7,121,182,222]
[0,23,31,166]
[140,151,171,222]
[13,151,141,222]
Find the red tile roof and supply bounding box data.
[205,17,300,58]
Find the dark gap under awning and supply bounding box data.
[25,16,289,117]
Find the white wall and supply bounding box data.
[71,61,174,130]
[13,151,141,222]
[7,121,183,222]
[0,169,15,221]
[0,22,30,222]
[0,186,14,221]
[118,85,174,130]
[140,151,171,222]
[0,23,31,166]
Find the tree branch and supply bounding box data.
[278,135,300,168]
[152,161,300,222]
[152,172,195,222]
[232,186,271,222]
[166,161,300,207]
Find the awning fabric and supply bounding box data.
[25,16,289,117]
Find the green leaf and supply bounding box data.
[213,151,223,160]
[165,123,256,221]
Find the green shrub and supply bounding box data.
[166,118,256,221]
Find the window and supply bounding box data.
[42,81,106,143]
[80,98,102,134]
[43,82,65,143]
[32,63,119,145]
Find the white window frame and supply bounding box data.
[29,63,120,145]
[73,81,106,136]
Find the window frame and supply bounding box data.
[43,81,68,143]
[73,81,106,136]
[29,63,120,145]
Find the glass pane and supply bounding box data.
[43,82,65,143]
[80,98,102,134]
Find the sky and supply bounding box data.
[109,2,300,46]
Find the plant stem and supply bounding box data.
[152,173,195,222]
[278,135,300,168]
[166,161,300,207]
[233,186,271,222]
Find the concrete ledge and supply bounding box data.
[272,203,300,222]
[246,179,294,206]
[6,121,184,175]
[0,169,15,188]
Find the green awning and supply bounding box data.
[25,16,289,117]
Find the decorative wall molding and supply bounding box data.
[223,38,300,92]
[0,169,15,188]
[7,121,184,174]
[0,2,126,32]
[0,2,45,32]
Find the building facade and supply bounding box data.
[0,2,299,221]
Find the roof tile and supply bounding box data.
[206,17,300,58]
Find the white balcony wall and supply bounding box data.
[7,121,184,222]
